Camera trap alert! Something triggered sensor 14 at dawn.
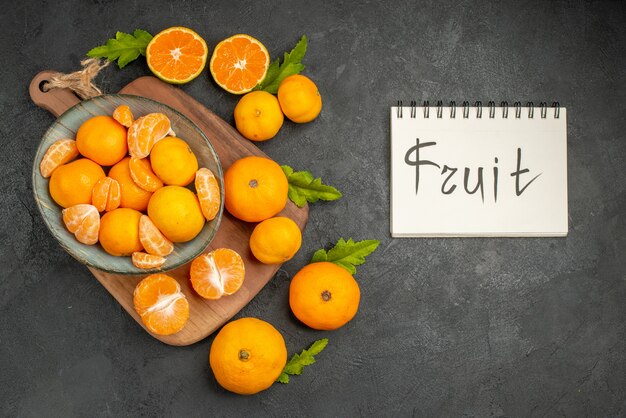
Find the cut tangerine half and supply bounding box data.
[190,248,245,300]
[129,157,163,192]
[133,274,189,335]
[112,105,134,127]
[40,139,79,178]
[127,113,174,159]
[146,27,208,84]
[62,204,100,245]
[139,215,174,257]
[195,168,221,221]
[91,177,121,212]
[209,34,270,94]
[132,252,166,269]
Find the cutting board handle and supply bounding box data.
[29,70,82,118]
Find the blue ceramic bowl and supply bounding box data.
[32,94,224,275]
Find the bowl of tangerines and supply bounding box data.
[33,95,223,274]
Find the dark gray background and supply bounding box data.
[1,0,625,416]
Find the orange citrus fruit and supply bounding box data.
[132,252,166,270]
[133,274,189,335]
[249,217,302,264]
[98,208,143,256]
[195,168,221,221]
[210,317,287,395]
[189,248,245,300]
[147,186,205,242]
[234,91,284,141]
[289,262,361,330]
[108,157,153,212]
[129,157,163,192]
[112,105,134,127]
[40,139,79,178]
[277,74,323,123]
[91,177,121,212]
[224,156,288,222]
[209,34,270,94]
[76,115,128,166]
[61,204,100,245]
[150,137,198,186]
[139,215,174,257]
[127,113,173,159]
[146,27,208,84]
[49,158,106,208]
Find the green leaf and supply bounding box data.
[281,165,342,208]
[311,238,380,274]
[87,29,153,68]
[276,338,328,384]
[255,35,307,94]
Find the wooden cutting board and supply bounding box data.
[29,72,308,346]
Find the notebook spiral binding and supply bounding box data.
[396,101,560,119]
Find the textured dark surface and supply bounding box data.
[1,1,625,416]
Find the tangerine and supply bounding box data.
[133,274,189,335]
[150,137,198,186]
[61,204,100,245]
[108,157,153,212]
[91,177,121,212]
[189,248,245,300]
[277,74,323,123]
[147,186,205,242]
[146,27,208,84]
[49,158,106,208]
[98,208,143,256]
[40,139,79,178]
[234,91,284,141]
[249,217,301,264]
[76,115,128,166]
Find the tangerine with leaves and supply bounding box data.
[289,262,360,330]
[76,115,128,166]
[190,248,245,300]
[224,156,288,222]
[49,158,105,208]
[209,317,287,395]
[133,274,189,335]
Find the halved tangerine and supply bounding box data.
[112,105,134,127]
[133,274,189,335]
[127,113,174,159]
[146,27,208,84]
[209,34,270,94]
[129,157,163,192]
[62,204,100,245]
[195,168,221,221]
[40,139,79,178]
[91,177,121,212]
[139,215,174,257]
[132,252,166,269]
[189,248,245,300]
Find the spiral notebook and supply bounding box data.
[391,101,568,237]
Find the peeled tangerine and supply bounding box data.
[39,139,79,178]
[62,204,100,245]
[190,248,245,299]
[127,113,174,159]
[91,177,121,212]
[133,274,189,335]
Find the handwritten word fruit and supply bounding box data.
[224,156,288,222]
[76,115,128,166]
[210,34,270,94]
[150,137,198,186]
[98,208,143,256]
[109,157,153,212]
[277,74,322,123]
[209,318,287,395]
[234,91,284,141]
[289,262,360,330]
[62,204,100,245]
[189,248,245,300]
[128,157,163,192]
[133,274,189,335]
[127,113,173,159]
[112,105,134,127]
[49,158,105,208]
[195,168,220,221]
[91,177,121,212]
[249,217,301,264]
[147,27,208,84]
[132,252,166,269]
[39,139,79,178]
[147,186,204,242]
[138,215,173,257]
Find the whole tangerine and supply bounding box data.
[49,158,106,208]
[249,216,302,264]
[150,137,198,186]
[277,74,322,123]
[76,115,128,166]
[99,208,144,256]
[234,91,284,141]
[108,157,153,212]
[147,186,205,243]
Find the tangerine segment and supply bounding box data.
[62,204,100,245]
[91,177,121,212]
[133,274,189,335]
[146,27,208,84]
[129,157,163,192]
[190,248,245,300]
[40,139,79,178]
[112,105,134,127]
[127,113,174,159]
[195,168,221,221]
[139,215,174,257]
[132,252,166,269]
[209,34,270,94]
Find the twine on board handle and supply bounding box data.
[41,58,109,99]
